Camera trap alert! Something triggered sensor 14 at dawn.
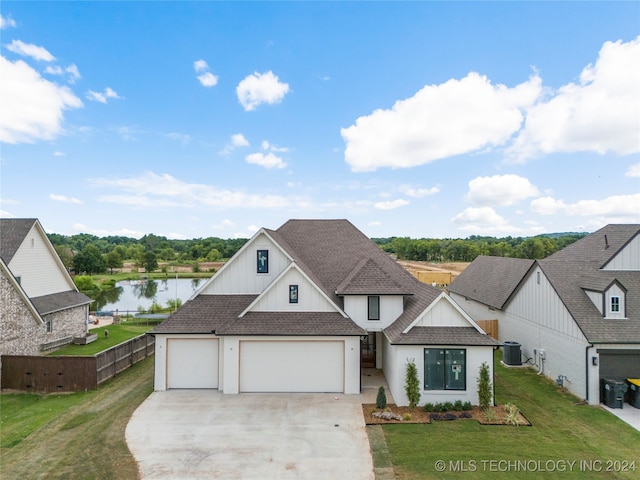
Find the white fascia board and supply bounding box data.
[239,262,348,318]
[402,291,486,334]
[188,228,294,301]
[34,219,77,292]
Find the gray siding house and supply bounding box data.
[449,224,640,405]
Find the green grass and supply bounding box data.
[0,356,154,480]
[381,352,640,479]
[49,323,154,356]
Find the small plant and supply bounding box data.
[422,402,435,412]
[370,408,377,415]
[443,413,457,421]
[434,403,447,413]
[477,362,493,410]
[462,401,473,411]
[403,413,412,421]
[505,403,520,426]
[405,359,421,408]
[453,400,464,411]
[442,401,454,412]
[484,408,497,423]
[384,407,391,413]
[376,386,387,409]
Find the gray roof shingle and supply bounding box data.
[31,290,93,315]
[0,218,37,264]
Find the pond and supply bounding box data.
[92,278,206,314]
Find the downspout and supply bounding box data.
[585,344,594,403]
[493,346,499,406]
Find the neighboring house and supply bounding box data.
[449,224,640,406]
[0,218,92,357]
[152,219,500,406]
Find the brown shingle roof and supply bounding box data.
[219,311,366,336]
[31,290,93,315]
[389,326,502,346]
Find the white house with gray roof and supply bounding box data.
[449,224,640,406]
[0,218,92,358]
[152,219,500,406]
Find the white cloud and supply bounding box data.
[261,140,289,152]
[6,39,55,61]
[166,132,191,145]
[197,72,218,87]
[236,71,290,111]
[507,36,640,162]
[626,163,640,177]
[374,199,409,210]
[91,171,290,209]
[232,134,249,147]
[341,72,542,172]
[531,193,640,218]
[1,14,17,29]
[49,193,82,204]
[53,151,65,157]
[193,59,208,72]
[44,63,81,83]
[400,185,440,198]
[368,221,382,227]
[466,174,540,206]
[0,56,83,144]
[245,152,286,169]
[451,206,507,226]
[86,87,122,103]
[73,223,145,239]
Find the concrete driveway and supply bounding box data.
[126,390,375,480]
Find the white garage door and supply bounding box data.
[167,338,219,389]
[239,340,344,393]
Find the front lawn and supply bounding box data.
[0,356,153,480]
[49,323,154,356]
[380,352,640,479]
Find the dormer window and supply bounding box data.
[610,296,620,314]
[257,250,269,273]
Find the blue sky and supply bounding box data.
[1,2,638,240]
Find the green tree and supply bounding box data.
[54,245,73,270]
[376,386,387,409]
[72,244,106,275]
[106,250,123,274]
[142,250,158,272]
[477,362,492,410]
[405,360,421,408]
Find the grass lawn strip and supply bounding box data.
[0,356,153,480]
[49,323,154,356]
[379,352,640,479]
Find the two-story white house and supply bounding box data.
[152,219,500,406]
[0,218,92,357]
[449,224,640,405]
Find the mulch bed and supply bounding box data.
[362,404,531,426]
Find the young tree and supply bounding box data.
[477,362,493,410]
[72,244,106,275]
[376,386,387,409]
[106,250,123,274]
[405,359,421,408]
[142,250,158,273]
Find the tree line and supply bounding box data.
[48,231,586,275]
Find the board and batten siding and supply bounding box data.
[603,234,640,270]
[343,295,403,330]
[9,224,74,298]
[201,233,290,295]
[249,268,335,312]
[414,298,470,327]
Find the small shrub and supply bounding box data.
[442,401,454,412]
[459,412,472,419]
[462,401,473,411]
[453,400,464,411]
[422,402,435,412]
[443,413,457,421]
[477,362,493,410]
[505,403,520,426]
[429,413,442,421]
[403,413,412,421]
[404,360,421,408]
[434,403,447,413]
[376,386,387,409]
[192,262,200,273]
[384,407,391,413]
[484,408,497,423]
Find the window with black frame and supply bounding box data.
[424,348,466,390]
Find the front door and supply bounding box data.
[361,333,376,368]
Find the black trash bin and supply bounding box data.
[601,378,628,408]
[627,379,640,409]
[503,341,522,366]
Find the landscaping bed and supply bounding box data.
[362,403,531,426]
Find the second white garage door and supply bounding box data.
[167,338,219,389]
[239,340,344,392]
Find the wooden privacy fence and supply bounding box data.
[476,319,499,340]
[1,334,154,393]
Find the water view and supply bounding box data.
[92,278,205,314]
